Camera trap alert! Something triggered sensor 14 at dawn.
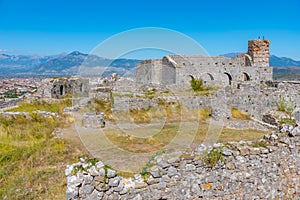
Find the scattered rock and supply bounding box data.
[289,125,300,137]
[80,184,94,197]
[167,166,177,177]
[226,162,235,170]
[249,147,260,155]
[108,177,120,187]
[222,147,233,156]
[66,185,79,200]
[238,146,249,155]
[262,114,277,126]
[107,169,116,178]
[150,168,161,178]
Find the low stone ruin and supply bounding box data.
[66,123,300,199]
[0,110,59,119]
[64,106,80,113]
[81,112,105,128]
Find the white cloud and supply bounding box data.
[0,49,14,53]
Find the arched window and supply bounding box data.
[224,72,232,85]
[207,73,214,80]
[242,72,250,81]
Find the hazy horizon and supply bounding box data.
[0,0,299,60]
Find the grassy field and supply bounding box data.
[77,119,267,173]
[103,122,267,154]
[1,99,269,199]
[7,99,72,114]
[0,100,89,200]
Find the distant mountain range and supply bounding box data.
[0,51,140,77]
[0,51,299,80]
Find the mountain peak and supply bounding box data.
[69,51,87,56]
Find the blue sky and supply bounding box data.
[0,0,299,59]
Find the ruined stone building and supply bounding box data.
[136,40,272,89]
[37,77,89,99]
[51,77,89,98]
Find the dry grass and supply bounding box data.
[0,102,89,200]
[218,128,267,143]
[231,107,251,120]
[129,109,152,124]
[7,99,72,115]
[96,100,183,124]
[0,99,269,199]
[103,121,268,154]
[104,123,179,153]
[199,109,211,121]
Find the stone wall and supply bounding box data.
[136,40,273,90]
[248,40,270,67]
[51,77,89,99]
[36,77,89,99]
[113,97,158,111]
[0,110,59,119]
[66,126,300,199]
[109,81,300,122]
[81,112,105,128]
[229,82,300,120]
[0,97,23,109]
[161,57,176,85]
[136,60,163,85]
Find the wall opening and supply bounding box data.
[207,73,214,80]
[224,72,232,85]
[242,72,250,81]
[202,73,214,86]
[80,83,83,92]
[60,85,64,96]
[189,75,195,80]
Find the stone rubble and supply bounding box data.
[66,124,300,199]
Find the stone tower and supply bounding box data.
[248,39,270,67]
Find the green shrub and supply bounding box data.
[190,77,204,92]
[203,148,224,168]
[276,95,295,119]
[279,117,296,125]
[276,95,286,112]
